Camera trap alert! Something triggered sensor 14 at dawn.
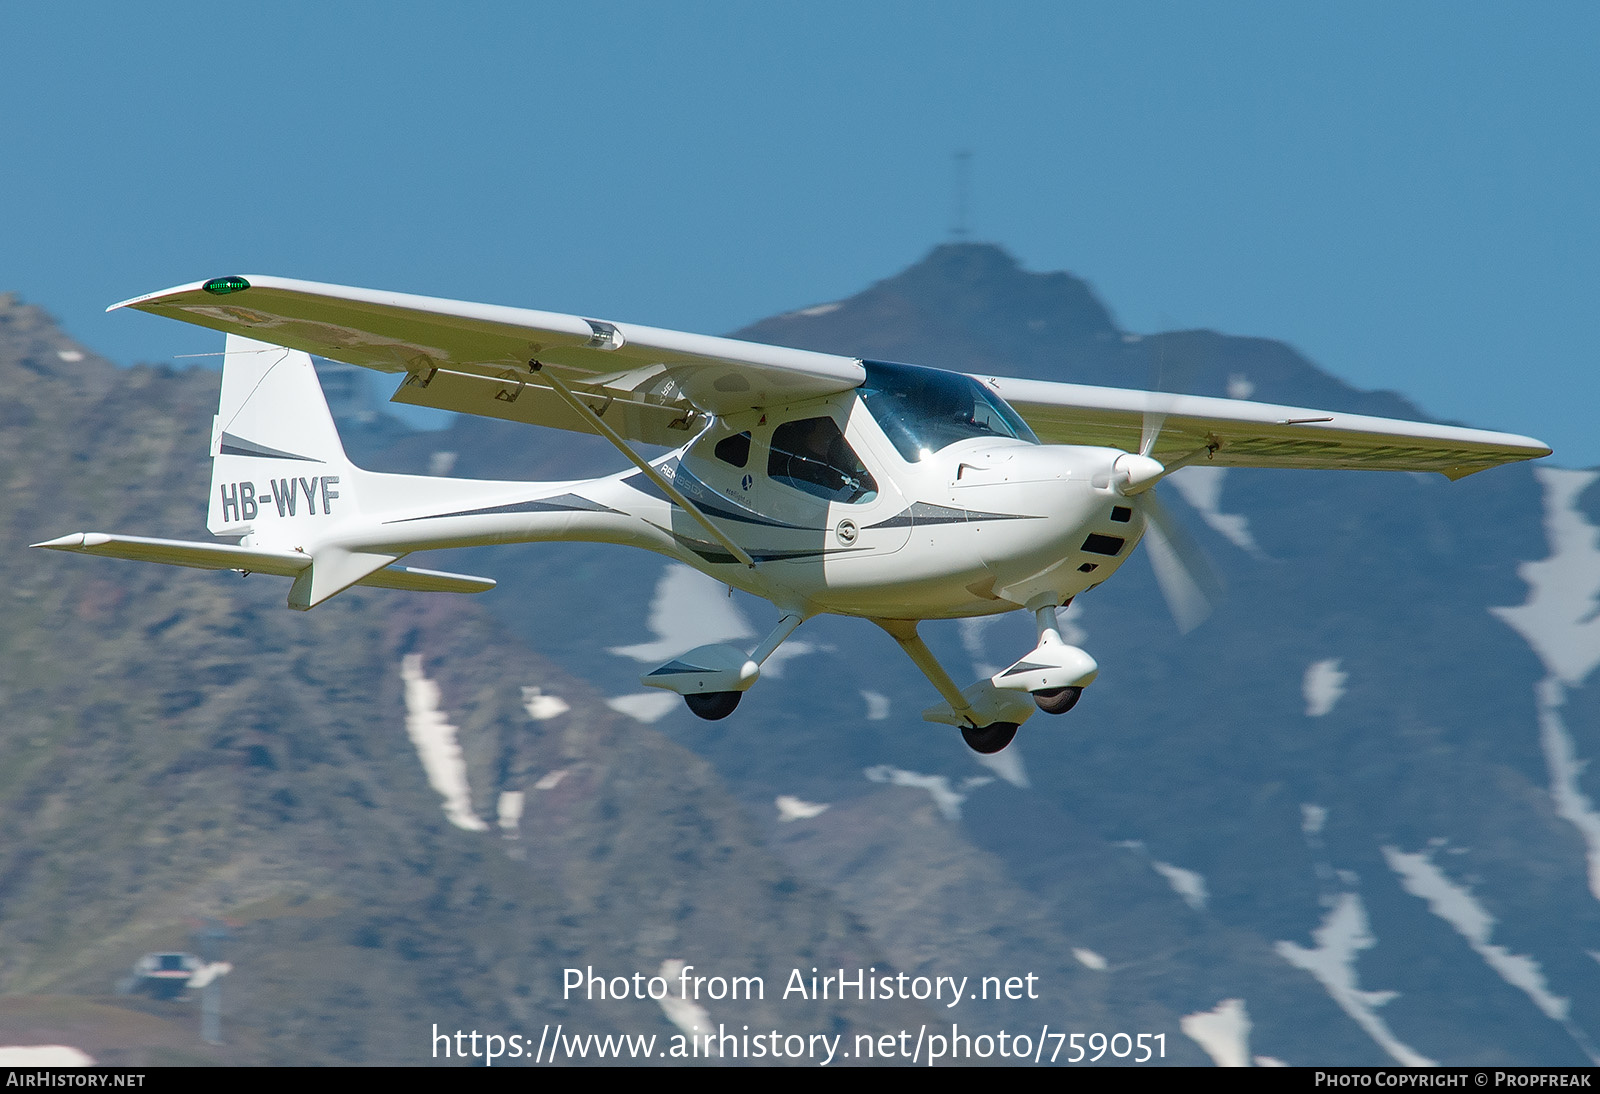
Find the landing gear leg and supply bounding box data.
[990,596,1097,713]
[1029,601,1086,715]
[872,618,1034,754]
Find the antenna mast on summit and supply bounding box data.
[951,150,972,239]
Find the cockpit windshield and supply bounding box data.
[858,360,1039,462]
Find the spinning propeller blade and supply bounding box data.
[1141,488,1224,634]
[1139,401,1168,458]
[1126,333,1222,632]
[1138,333,1178,458]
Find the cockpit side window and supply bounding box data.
[859,359,1039,462]
[768,416,878,504]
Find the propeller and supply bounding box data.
[1141,488,1223,634]
[1119,335,1224,633]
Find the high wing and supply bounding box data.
[985,375,1551,479]
[112,276,864,446]
[113,275,1548,477]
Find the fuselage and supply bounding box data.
[305,360,1149,622]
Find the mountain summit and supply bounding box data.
[738,243,1426,422]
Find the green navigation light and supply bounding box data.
[202,276,251,296]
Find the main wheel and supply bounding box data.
[961,721,1019,754]
[1033,686,1083,715]
[685,691,742,720]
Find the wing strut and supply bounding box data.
[531,363,757,568]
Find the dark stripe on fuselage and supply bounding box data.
[669,531,870,566]
[866,501,1041,530]
[382,493,623,524]
[647,660,703,676]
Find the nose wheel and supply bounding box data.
[685,691,742,720]
[961,721,1019,754]
[1032,685,1082,715]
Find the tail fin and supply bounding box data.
[208,334,355,541]
[37,332,496,610]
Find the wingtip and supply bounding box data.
[32,533,87,549]
[106,278,225,313]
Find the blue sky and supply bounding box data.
[4,2,1594,462]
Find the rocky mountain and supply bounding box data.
[0,296,929,1065]
[3,244,1599,1066]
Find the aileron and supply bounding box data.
[987,375,1550,476]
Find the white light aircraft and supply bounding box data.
[36,276,1551,752]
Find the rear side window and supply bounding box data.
[714,431,751,468]
[768,417,877,503]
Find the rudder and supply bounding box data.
[208,334,354,539]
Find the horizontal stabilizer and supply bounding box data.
[32,532,309,575]
[32,533,495,597]
[353,566,496,595]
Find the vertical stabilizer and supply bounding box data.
[208,334,355,540]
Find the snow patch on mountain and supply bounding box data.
[1383,847,1571,1025]
[1536,679,1600,905]
[776,795,829,822]
[975,746,1029,789]
[959,616,1003,679]
[1057,598,1088,644]
[1073,948,1107,971]
[1491,469,1600,903]
[1302,804,1328,836]
[864,766,991,821]
[1152,860,1208,912]
[400,654,489,832]
[606,692,679,722]
[1303,660,1348,717]
[497,790,523,837]
[1118,840,1208,911]
[611,565,753,662]
[1182,997,1251,1066]
[1275,893,1435,1067]
[521,686,569,721]
[1169,466,1261,555]
[1492,469,1600,686]
[611,564,815,674]
[656,959,715,1043]
[861,690,891,721]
